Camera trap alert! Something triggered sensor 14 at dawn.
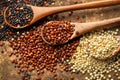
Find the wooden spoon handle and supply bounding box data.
[71,17,120,39]
[117,46,120,52]
[45,0,120,15]
[31,0,120,25]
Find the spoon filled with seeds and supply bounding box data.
[4,0,120,29]
[41,17,120,60]
[89,33,120,61]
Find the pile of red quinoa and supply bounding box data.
[9,24,79,75]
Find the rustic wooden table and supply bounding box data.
[0,0,120,80]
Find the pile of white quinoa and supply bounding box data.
[69,28,120,80]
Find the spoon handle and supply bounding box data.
[46,0,120,14]
[71,17,120,39]
[30,0,120,28]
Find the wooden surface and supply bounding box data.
[0,0,120,80]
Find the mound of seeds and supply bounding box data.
[88,30,119,59]
[5,4,33,27]
[9,25,79,75]
[69,29,120,80]
[42,21,75,45]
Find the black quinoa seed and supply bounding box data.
[0,15,4,24]
[31,0,44,6]
[5,4,33,27]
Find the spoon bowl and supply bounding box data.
[92,41,120,61]
[4,0,120,29]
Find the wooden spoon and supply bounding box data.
[4,0,120,29]
[41,17,120,60]
[41,17,120,45]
